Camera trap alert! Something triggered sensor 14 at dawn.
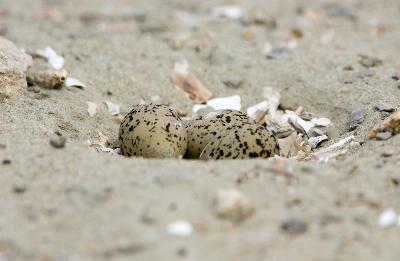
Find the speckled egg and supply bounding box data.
[185,110,254,159]
[199,124,280,160]
[119,104,187,158]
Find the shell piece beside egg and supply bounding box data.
[119,104,187,158]
[185,110,254,159]
[199,124,280,160]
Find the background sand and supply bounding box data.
[1,0,400,260]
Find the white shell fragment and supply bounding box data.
[65,77,86,89]
[104,101,120,115]
[247,101,269,119]
[262,87,281,118]
[288,116,315,134]
[377,208,398,228]
[86,101,97,117]
[308,135,328,149]
[174,59,189,75]
[324,135,354,152]
[212,5,244,20]
[311,117,331,127]
[193,95,241,113]
[36,46,65,70]
[166,221,193,237]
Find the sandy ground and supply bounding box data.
[1,0,400,260]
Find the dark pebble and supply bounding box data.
[349,107,365,130]
[391,71,400,81]
[358,54,382,68]
[221,74,243,88]
[13,184,27,194]
[281,218,308,235]
[2,159,11,165]
[373,103,396,112]
[50,136,67,149]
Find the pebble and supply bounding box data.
[221,74,243,88]
[391,71,400,81]
[343,75,357,84]
[349,107,365,130]
[356,69,375,78]
[358,54,382,68]
[2,159,11,165]
[280,218,308,235]
[213,189,254,222]
[376,132,392,141]
[377,208,398,228]
[299,111,314,121]
[49,135,67,148]
[373,103,396,112]
[266,47,290,59]
[0,36,32,99]
[26,68,67,89]
[13,184,27,194]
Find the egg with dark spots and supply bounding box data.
[119,104,187,158]
[185,110,254,159]
[199,124,280,160]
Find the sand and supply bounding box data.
[1,0,400,260]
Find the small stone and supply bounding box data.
[342,74,357,84]
[391,71,400,81]
[26,68,67,89]
[13,184,27,194]
[356,69,375,78]
[2,159,11,165]
[213,189,254,222]
[349,107,365,130]
[373,103,396,112]
[221,74,243,88]
[281,218,308,235]
[343,65,353,71]
[32,86,41,93]
[266,47,289,59]
[49,135,67,148]
[299,111,314,121]
[358,54,382,68]
[376,132,392,141]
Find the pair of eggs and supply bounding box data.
[118,104,280,159]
